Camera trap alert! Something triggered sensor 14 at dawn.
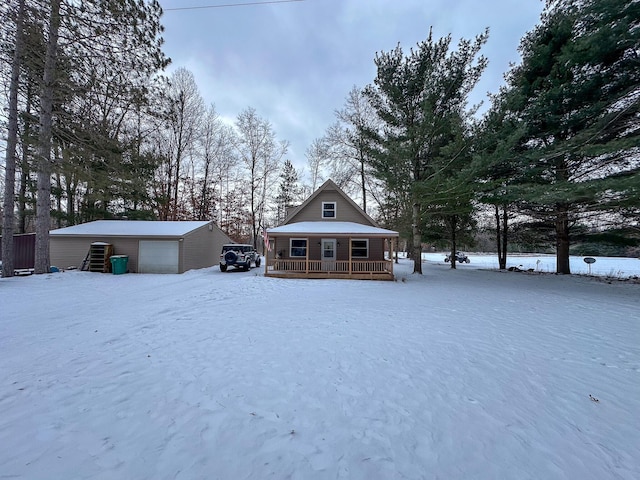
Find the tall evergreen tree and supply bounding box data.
[363,28,488,273]
[419,112,478,268]
[34,0,61,274]
[1,0,26,277]
[1,0,169,273]
[473,88,528,269]
[505,0,640,273]
[275,159,302,225]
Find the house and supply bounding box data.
[50,220,232,274]
[264,179,399,280]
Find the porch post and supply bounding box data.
[348,236,352,276]
[305,237,309,274]
[389,237,394,276]
[265,236,271,275]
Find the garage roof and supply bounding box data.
[50,220,212,237]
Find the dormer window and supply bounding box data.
[322,202,336,218]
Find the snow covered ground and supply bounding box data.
[1,255,639,479]
[421,252,640,278]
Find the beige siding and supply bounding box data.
[50,222,233,274]
[50,237,140,271]
[183,224,232,271]
[110,239,141,271]
[270,236,315,260]
[288,190,373,225]
[269,235,386,261]
[368,238,385,259]
[212,227,234,262]
[50,232,231,274]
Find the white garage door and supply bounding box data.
[138,240,179,274]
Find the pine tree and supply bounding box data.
[473,88,528,269]
[505,0,640,273]
[363,28,488,273]
[1,0,26,277]
[275,159,302,224]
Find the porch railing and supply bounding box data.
[267,259,392,275]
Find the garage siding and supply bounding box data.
[50,237,139,271]
[50,221,233,274]
[183,225,218,272]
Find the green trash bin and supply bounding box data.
[110,255,128,275]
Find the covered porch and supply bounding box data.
[264,222,399,280]
[265,258,395,280]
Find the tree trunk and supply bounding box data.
[34,0,61,275]
[495,204,508,270]
[412,202,422,274]
[2,0,26,278]
[65,177,77,226]
[173,129,184,221]
[360,153,367,213]
[54,173,63,228]
[555,204,571,274]
[450,216,457,269]
[495,204,503,269]
[394,238,399,264]
[501,204,508,270]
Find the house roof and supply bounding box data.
[283,179,379,226]
[267,221,398,237]
[50,220,212,237]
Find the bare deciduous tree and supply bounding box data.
[154,68,205,220]
[305,137,329,194]
[325,86,380,213]
[235,108,288,247]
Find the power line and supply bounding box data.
[163,0,305,12]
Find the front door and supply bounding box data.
[321,238,336,270]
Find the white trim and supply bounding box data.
[321,238,336,261]
[290,238,307,257]
[322,202,336,219]
[351,238,369,259]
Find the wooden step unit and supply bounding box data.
[88,242,114,273]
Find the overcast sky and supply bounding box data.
[158,0,545,175]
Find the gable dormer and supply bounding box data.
[283,179,378,227]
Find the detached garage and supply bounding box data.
[50,220,232,274]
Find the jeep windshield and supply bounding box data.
[222,245,252,253]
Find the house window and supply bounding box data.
[290,238,307,257]
[322,202,336,218]
[351,239,369,258]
